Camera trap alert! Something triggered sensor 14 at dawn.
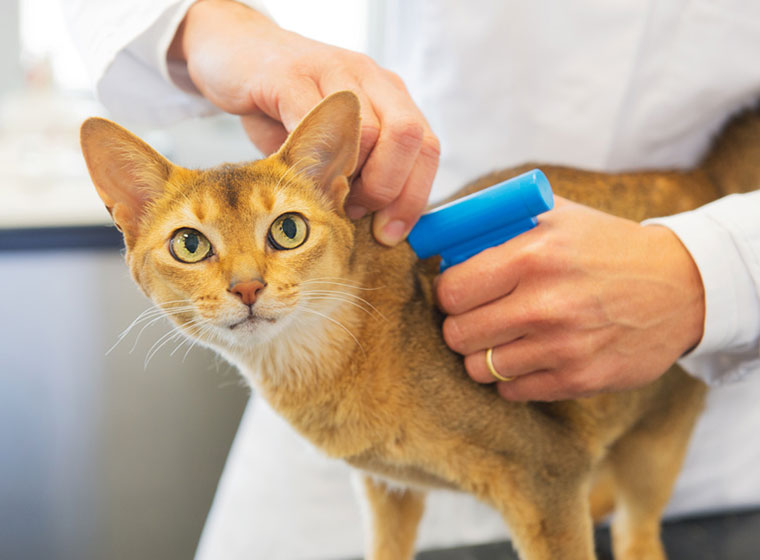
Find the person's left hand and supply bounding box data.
[435,197,706,401]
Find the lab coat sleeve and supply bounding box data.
[61,0,270,124]
[646,191,760,385]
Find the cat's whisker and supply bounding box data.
[302,294,375,318]
[144,315,212,368]
[107,301,196,355]
[186,320,228,360]
[169,319,207,357]
[110,305,178,349]
[301,278,385,291]
[302,289,388,322]
[144,327,188,369]
[128,315,173,354]
[124,306,197,354]
[170,336,192,358]
[301,292,388,323]
[182,332,208,362]
[143,314,207,367]
[167,319,219,362]
[299,306,365,355]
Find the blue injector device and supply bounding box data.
[407,169,554,270]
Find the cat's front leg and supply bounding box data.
[358,474,426,560]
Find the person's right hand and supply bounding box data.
[169,0,440,246]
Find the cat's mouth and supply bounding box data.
[229,313,277,330]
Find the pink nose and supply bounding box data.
[229,280,266,306]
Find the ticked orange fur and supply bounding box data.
[81,92,760,560]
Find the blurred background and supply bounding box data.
[0,1,375,559]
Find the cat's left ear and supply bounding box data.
[276,90,361,210]
[80,117,174,239]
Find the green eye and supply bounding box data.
[268,213,309,250]
[170,228,213,263]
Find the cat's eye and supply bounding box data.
[169,228,213,263]
[268,213,309,250]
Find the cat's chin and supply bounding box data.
[228,314,277,331]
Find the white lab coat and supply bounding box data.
[64,0,760,558]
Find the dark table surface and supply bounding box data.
[346,509,760,559]
[407,509,760,559]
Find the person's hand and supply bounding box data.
[435,197,706,401]
[169,0,440,245]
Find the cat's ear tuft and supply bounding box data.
[276,91,361,210]
[80,117,174,237]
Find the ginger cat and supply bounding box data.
[80,91,758,560]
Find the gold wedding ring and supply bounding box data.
[485,348,514,382]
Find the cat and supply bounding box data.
[80,91,759,560]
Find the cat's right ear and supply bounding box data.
[276,90,361,211]
[80,118,174,237]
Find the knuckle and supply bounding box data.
[383,69,406,88]
[388,118,425,151]
[435,275,460,313]
[442,317,466,353]
[562,369,591,396]
[420,133,442,162]
[359,177,399,207]
[517,296,553,330]
[282,56,314,80]
[360,121,380,145]
[515,243,543,272]
[401,183,431,213]
[464,354,486,382]
[347,51,376,71]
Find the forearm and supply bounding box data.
[166,0,283,116]
[63,0,267,123]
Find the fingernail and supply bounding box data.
[346,205,367,220]
[380,219,407,245]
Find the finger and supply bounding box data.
[240,114,288,155]
[495,370,572,402]
[313,73,382,219]
[494,356,622,402]
[463,340,553,384]
[495,368,600,402]
[345,77,433,214]
[263,78,324,133]
[351,90,382,176]
[371,129,439,245]
[436,237,534,315]
[314,67,381,165]
[330,92,382,219]
[350,106,424,212]
[239,78,322,153]
[441,295,526,355]
[320,86,381,176]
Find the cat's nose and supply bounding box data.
[229,280,267,306]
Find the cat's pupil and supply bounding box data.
[184,233,199,253]
[282,218,297,239]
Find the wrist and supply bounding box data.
[168,0,274,64]
[642,224,706,354]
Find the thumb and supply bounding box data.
[241,114,289,155]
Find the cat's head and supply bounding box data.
[81,91,362,352]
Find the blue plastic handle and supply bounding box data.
[407,169,554,270]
